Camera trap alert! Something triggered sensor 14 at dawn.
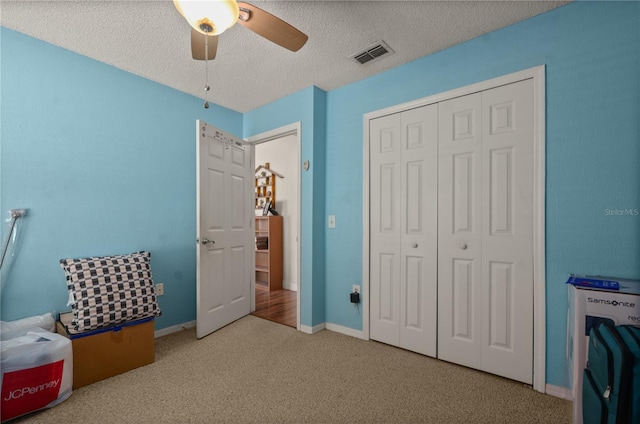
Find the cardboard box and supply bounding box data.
[56,312,155,389]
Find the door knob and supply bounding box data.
[412,243,418,248]
[460,243,468,250]
[199,238,215,245]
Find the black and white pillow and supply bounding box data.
[60,251,161,332]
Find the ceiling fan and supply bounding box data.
[173,0,309,60]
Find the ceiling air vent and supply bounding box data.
[351,41,394,65]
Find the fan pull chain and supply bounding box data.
[203,31,210,109]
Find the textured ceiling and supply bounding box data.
[1,1,570,112]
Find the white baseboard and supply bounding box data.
[300,322,325,334]
[283,282,298,292]
[299,322,367,340]
[545,384,573,401]
[154,320,196,338]
[325,322,367,340]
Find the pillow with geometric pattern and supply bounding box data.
[60,251,161,332]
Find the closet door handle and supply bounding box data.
[412,243,418,248]
[460,243,468,250]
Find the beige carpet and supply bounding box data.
[16,315,571,423]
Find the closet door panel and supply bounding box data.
[370,113,402,347]
[481,80,534,384]
[399,105,438,357]
[437,93,483,368]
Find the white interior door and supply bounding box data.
[196,120,253,339]
[437,80,534,384]
[370,105,438,357]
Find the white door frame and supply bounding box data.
[362,65,546,392]
[245,122,302,331]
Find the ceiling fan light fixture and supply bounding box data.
[173,0,239,36]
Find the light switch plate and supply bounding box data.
[328,215,336,228]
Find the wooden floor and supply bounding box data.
[251,288,297,328]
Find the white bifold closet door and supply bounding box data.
[437,79,534,384]
[369,104,438,357]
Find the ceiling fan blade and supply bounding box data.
[191,28,218,60]
[236,2,308,52]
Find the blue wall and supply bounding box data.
[0,28,242,330]
[243,87,327,328]
[321,1,640,388]
[2,1,639,390]
[245,1,639,388]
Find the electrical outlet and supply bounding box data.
[156,283,164,296]
[352,285,360,294]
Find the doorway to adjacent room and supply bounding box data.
[252,288,297,327]
[247,124,301,329]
